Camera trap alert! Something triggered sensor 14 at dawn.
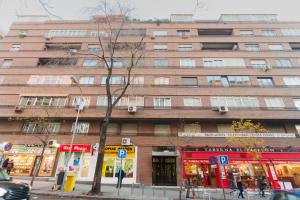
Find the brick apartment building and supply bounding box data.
[0,14,300,189]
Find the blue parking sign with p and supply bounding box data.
[118,149,127,159]
[218,155,229,165]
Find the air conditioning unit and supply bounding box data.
[45,35,52,40]
[47,140,58,147]
[14,106,24,113]
[263,65,272,72]
[218,106,229,113]
[121,138,131,146]
[150,36,155,40]
[69,49,78,54]
[128,105,137,113]
[75,104,84,111]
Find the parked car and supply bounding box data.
[269,190,300,200]
[0,168,30,200]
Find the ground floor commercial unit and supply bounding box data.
[1,135,300,189]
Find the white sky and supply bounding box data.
[0,0,300,33]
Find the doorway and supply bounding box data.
[152,156,177,186]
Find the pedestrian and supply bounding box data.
[229,179,236,195]
[237,178,245,199]
[116,168,125,188]
[6,159,14,175]
[183,178,191,198]
[2,158,9,169]
[258,176,267,197]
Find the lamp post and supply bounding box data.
[61,76,83,191]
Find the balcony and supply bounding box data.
[201,43,238,51]
[38,58,78,66]
[44,43,82,51]
[198,29,233,36]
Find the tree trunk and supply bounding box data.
[90,116,111,194]
[30,143,46,187]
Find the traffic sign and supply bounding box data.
[209,156,217,165]
[117,149,127,159]
[218,155,229,165]
[4,143,13,152]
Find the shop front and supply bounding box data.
[181,146,300,189]
[6,144,58,177]
[56,144,137,184]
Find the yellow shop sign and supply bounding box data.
[104,146,135,153]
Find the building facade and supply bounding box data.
[0,14,300,189]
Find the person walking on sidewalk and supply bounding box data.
[258,176,267,197]
[237,178,245,199]
[6,159,14,175]
[116,168,125,188]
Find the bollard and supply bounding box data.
[163,187,166,197]
[141,184,145,199]
[179,185,182,200]
[152,187,155,198]
[131,183,134,196]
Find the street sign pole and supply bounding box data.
[117,149,126,196]
[117,157,123,196]
[218,155,229,200]
[219,166,226,200]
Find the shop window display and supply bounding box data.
[102,157,134,178]
[275,164,300,188]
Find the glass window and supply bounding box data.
[153,97,171,108]
[275,59,292,68]
[257,77,274,87]
[251,60,267,69]
[79,76,94,85]
[203,58,245,68]
[72,96,90,108]
[281,29,300,36]
[101,76,124,85]
[90,31,108,37]
[203,59,224,67]
[153,31,167,36]
[154,77,169,85]
[295,124,300,134]
[48,30,87,37]
[293,99,300,110]
[183,97,202,107]
[268,44,283,51]
[106,60,123,68]
[180,59,196,68]
[130,76,144,85]
[264,98,285,108]
[177,30,190,36]
[240,30,253,36]
[154,59,168,68]
[154,124,171,136]
[87,44,101,52]
[153,44,168,51]
[71,122,89,134]
[22,122,60,134]
[210,96,259,107]
[27,75,72,85]
[283,77,300,86]
[182,77,198,86]
[10,44,21,51]
[83,59,97,67]
[245,44,260,51]
[121,124,137,135]
[0,76,4,84]
[178,44,192,51]
[261,30,276,36]
[1,59,12,68]
[227,76,250,86]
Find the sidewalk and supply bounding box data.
[15,178,271,200]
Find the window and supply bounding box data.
[72,96,90,108]
[101,76,124,85]
[130,76,144,85]
[182,77,198,86]
[210,96,259,107]
[180,59,196,68]
[90,31,108,37]
[217,124,233,133]
[281,29,300,36]
[245,44,260,51]
[48,30,87,37]
[178,44,192,51]
[153,97,171,108]
[268,44,283,51]
[240,30,253,36]
[0,76,4,84]
[22,122,60,134]
[154,77,169,85]
[97,95,144,107]
[293,99,300,110]
[183,97,202,107]
[177,30,190,36]
[83,59,97,67]
[79,76,94,85]
[87,44,101,52]
[121,124,137,135]
[264,98,285,108]
[19,96,66,107]
[251,60,267,69]
[10,44,21,51]
[154,124,171,136]
[71,122,89,134]
[106,60,123,68]
[27,76,72,85]
[203,58,245,68]
[154,59,168,68]
[295,124,300,134]
[257,77,274,87]
[153,31,167,36]
[153,44,168,51]
[283,77,300,86]
[106,123,119,135]
[261,30,276,36]
[1,59,12,68]
[207,76,250,87]
[184,123,201,132]
[275,59,292,68]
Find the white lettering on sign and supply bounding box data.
[178,132,296,138]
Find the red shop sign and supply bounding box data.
[59,144,91,153]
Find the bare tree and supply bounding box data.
[72,0,144,194]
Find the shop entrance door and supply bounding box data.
[31,156,41,176]
[152,156,177,186]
